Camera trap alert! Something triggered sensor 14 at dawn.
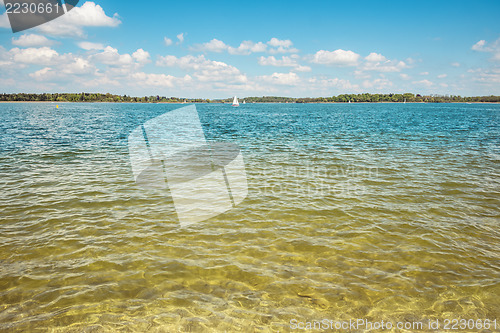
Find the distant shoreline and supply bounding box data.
[1,101,498,104]
[1,92,499,103]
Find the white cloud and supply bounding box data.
[82,75,120,87]
[311,49,360,66]
[362,59,408,72]
[406,57,417,65]
[156,54,247,83]
[268,38,293,48]
[10,47,59,65]
[132,49,150,63]
[77,41,105,50]
[129,72,191,87]
[157,54,210,70]
[469,67,500,84]
[471,37,500,61]
[365,52,387,62]
[437,74,447,79]
[192,39,267,55]
[412,79,434,87]
[92,46,133,66]
[451,62,460,67]
[37,2,121,37]
[259,72,300,85]
[30,67,53,81]
[258,55,294,66]
[12,34,54,47]
[228,41,267,55]
[258,55,311,72]
[472,40,486,51]
[60,57,94,75]
[164,37,173,46]
[194,38,228,53]
[268,46,299,54]
[92,47,151,68]
[362,78,393,89]
[29,55,96,81]
[400,73,410,80]
[177,33,185,44]
[308,77,358,90]
[0,12,9,29]
[420,72,429,75]
[267,38,298,54]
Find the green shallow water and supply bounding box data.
[0,103,499,332]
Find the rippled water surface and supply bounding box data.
[0,102,499,332]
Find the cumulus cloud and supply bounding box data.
[157,54,247,83]
[412,79,434,87]
[365,52,387,62]
[12,34,54,47]
[308,77,358,90]
[132,49,150,63]
[258,72,300,86]
[266,38,298,53]
[29,67,53,80]
[362,78,393,90]
[164,37,173,46]
[471,37,500,61]
[37,2,121,37]
[60,57,95,75]
[437,74,447,79]
[258,55,311,72]
[194,39,228,53]
[310,49,360,66]
[129,72,191,87]
[268,38,293,48]
[0,12,9,29]
[92,46,133,66]
[28,54,96,81]
[472,40,487,51]
[77,41,105,50]
[361,59,409,72]
[192,39,267,55]
[451,62,460,67]
[10,47,59,65]
[420,72,429,75]
[469,67,500,84]
[191,37,298,55]
[400,73,410,80]
[177,33,185,44]
[90,46,150,72]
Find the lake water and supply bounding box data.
[0,102,499,332]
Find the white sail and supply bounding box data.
[232,96,239,106]
[242,100,246,104]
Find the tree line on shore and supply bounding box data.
[1,93,499,103]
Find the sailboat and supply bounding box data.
[242,100,246,104]
[404,98,406,104]
[232,96,239,107]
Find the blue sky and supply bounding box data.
[0,0,499,98]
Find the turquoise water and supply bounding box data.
[0,102,499,332]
